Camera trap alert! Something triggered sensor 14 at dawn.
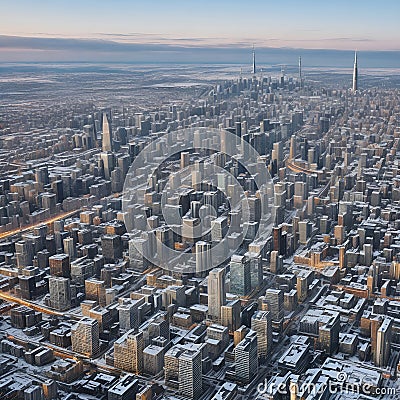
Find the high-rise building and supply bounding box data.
[252,44,256,75]
[85,278,106,307]
[375,317,392,367]
[63,237,76,261]
[196,241,212,274]
[143,345,164,375]
[247,251,262,289]
[49,276,71,311]
[114,330,144,374]
[262,289,284,322]
[298,56,302,89]
[221,299,241,333]
[208,267,226,320]
[178,349,202,400]
[230,254,251,296]
[49,253,70,278]
[352,51,358,92]
[234,330,258,383]
[117,299,140,332]
[102,112,113,152]
[101,234,122,263]
[251,310,272,359]
[318,313,340,356]
[71,317,100,357]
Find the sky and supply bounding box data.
[0,0,399,64]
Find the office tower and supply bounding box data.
[251,310,272,359]
[114,330,144,373]
[15,240,34,269]
[289,135,296,160]
[85,278,106,307]
[35,166,49,186]
[42,380,58,400]
[247,251,262,289]
[100,151,115,180]
[297,273,309,303]
[211,216,228,242]
[118,300,139,332]
[221,299,241,332]
[19,275,36,300]
[102,112,113,152]
[252,44,256,75]
[234,330,258,383]
[243,195,261,222]
[230,254,251,296]
[178,349,202,400]
[298,220,311,245]
[374,317,392,367]
[63,237,76,260]
[143,345,165,375]
[24,385,44,400]
[108,375,138,400]
[42,193,57,213]
[181,151,190,169]
[71,317,100,357]
[208,267,226,320]
[49,277,71,311]
[270,250,283,274]
[49,253,70,278]
[352,51,358,92]
[101,234,122,263]
[165,347,182,388]
[263,289,284,322]
[148,314,170,341]
[319,313,340,356]
[156,226,173,260]
[196,241,212,274]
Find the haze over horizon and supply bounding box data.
[1,0,400,66]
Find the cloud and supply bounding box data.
[0,35,399,66]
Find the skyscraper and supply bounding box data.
[71,317,100,357]
[262,288,284,322]
[375,317,392,367]
[230,254,251,296]
[208,267,226,320]
[251,310,272,359]
[178,349,202,400]
[196,241,212,274]
[299,56,302,89]
[49,276,71,311]
[252,44,256,75]
[352,51,358,92]
[234,330,258,383]
[102,112,113,152]
[114,330,144,373]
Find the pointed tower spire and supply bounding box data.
[352,51,358,92]
[252,44,256,75]
[299,56,302,89]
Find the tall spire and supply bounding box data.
[352,51,358,92]
[102,112,113,152]
[252,44,256,75]
[299,56,302,89]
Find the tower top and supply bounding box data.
[252,44,256,75]
[352,50,358,92]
